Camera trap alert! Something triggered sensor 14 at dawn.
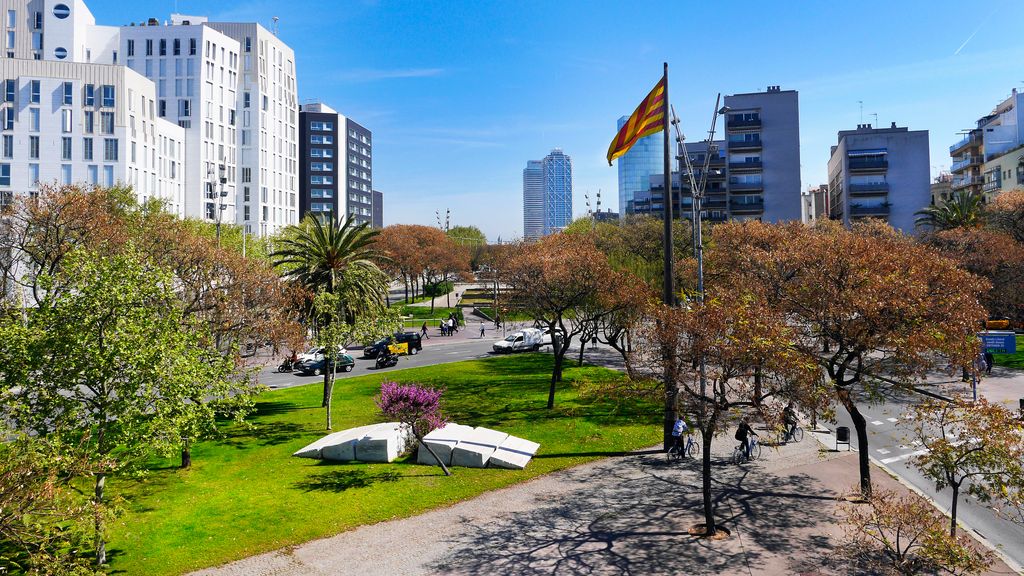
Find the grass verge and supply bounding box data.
[106,354,658,575]
[992,335,1024,370]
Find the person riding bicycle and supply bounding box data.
[670,417,688,454]
[783,403,797,442]
[735,418,758,460]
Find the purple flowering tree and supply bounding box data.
[376,381,451,476]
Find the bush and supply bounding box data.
[424,281,454,297]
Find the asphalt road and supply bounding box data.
[825,389,1024,570]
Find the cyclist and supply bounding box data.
[735,418,758,460]
[670,416,688,455]
[783,403,797,442]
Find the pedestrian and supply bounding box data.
[480,321,485,338]
[495,314,501,329]
[984,351,994,375]
[440,322,448,337]
[421,321,429,339]
[449,317,457,334]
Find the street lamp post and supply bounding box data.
[207,162,228,245]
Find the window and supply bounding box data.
[6,31,14,49]
[261,95,267,110]
[144,59,152,76]
[26,80,41,104]
[244,36,251,52]
[84,111,94,133]
[29,108,38,132]
[311,189,333,198]
[158,59,166,76]
[127,39,134,57]
[309,121,334,131]
[103,166,113,187]
[28,163,37,186]
[310,175,333,185]
[145,39,152,56]
[189,38,196,56]
[243,92,250,108]
[178,99,190,117]
[61,137,71,160]
[241,167,251,182]
[311,162,333,172]
[63,81,73,105]
[159,39,166,56]
[60,164,71,185]
[28,136,37,158]
[101,85,114,107]
[61,109,72,132]
[159,100,166,117]
[83,137,93,160]
[87,165,97,185]
[1,135,10,158]
[243,186,250,202]
[0,163,9,186]
[32,31,41,50]
[310,135,333,145]
[6,10,14,28]
[52,4,70,19]
[173,38,180,56]
[84,84,94,106]
[100,112,113,134]
[3,79,13,102]
[33,11,41,29]
[103,138,118,161]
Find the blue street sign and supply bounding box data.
[978,331,1017,353]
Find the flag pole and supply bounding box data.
[661,62,673,307]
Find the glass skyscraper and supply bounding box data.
[616,115,662,215]
[523,149,573,240]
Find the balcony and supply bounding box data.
[728,138,762,151]
[848,182,889,195]
[729,160,763,172]
[952,175,983,190]
[729,181,763,192]
[950,155,983,172]
[848,158,888,172]
[949,132,981,155]
[702,198,728,209]
[849,204,890,217]
[705,213,728,222]
[982,178,1002,193]
[727,117,761,130]
[730,199,765,213]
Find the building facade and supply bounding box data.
[629,140,727,222]
[722,86,802,222]
[522,159,542,240]
[616,114,661,217]
[950,88,1024,202]
[541,148,572,236]
[342,117,372,225]
[298,102,339,222]
[827,122,930,233]
[981,146,1024,196]
[371,189,382,228]
[930,172,953,206]
[801,184,828,224]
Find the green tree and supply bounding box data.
[271,216,389,321]
[0,249,235,565]
[915,191,985,231]
[909,398,1024,537]
[447,225,487,269]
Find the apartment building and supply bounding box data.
[827,122,930,233]
[629,140,727,222]
[297,102,374,227]
[951,88,1024,202]
[342,117,373,225]
[0,1,184,212]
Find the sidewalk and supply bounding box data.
[915,365,1024,411]
[190,431,1013,576]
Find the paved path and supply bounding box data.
[190,431,1013,576]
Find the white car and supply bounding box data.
[297,345,347,363]
[539,327,564,347]
[492,328,544,353]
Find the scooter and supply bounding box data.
[375,351,398,369]
[276,358,295,373]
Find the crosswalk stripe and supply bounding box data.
[871,420,884,426]
[880,449,928,465]
[877,448,890,454]
[886,417,898,423]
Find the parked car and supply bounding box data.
[296,352,355,375]
[362,332,423,358]
[296,345,347,363]
[539,326,565,347]
[493,328,544,353]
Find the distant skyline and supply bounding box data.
[87,0,1024,241]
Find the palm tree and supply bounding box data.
[271,215,390,319]
[915,191,984,231]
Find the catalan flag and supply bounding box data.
[606,75,667,166]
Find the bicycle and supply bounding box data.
[667,435,700,462]
[781,424,804,444]
[732,437,762,464]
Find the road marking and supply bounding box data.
[911,439,922,447]
[877,448,891,454]
[871,420,884,426]
[880,449,928,465]
[886,417,898,423]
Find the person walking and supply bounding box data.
[480,321,485,339]
[984,351,994,375]
[421,322,429,339]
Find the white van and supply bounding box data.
[492,328,544,353]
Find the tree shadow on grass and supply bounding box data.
[219,421,308,449]
[293,469,402,493]
[253,400,306,417]
[428,453,849,575]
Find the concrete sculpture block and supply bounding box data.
[489,436,541,470]
[451,427,509,468]
[355,422,413,463]
[417,423,476,466]
[292,430,352,459]
[319,424,383,461]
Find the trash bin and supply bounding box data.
[1019,398,1024,414]
[836,426,851,451]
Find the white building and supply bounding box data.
[0,0,297,235]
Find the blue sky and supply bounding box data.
[89,0,1024,241]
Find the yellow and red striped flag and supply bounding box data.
[606,75,667,165]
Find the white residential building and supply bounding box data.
[0,0,297,235]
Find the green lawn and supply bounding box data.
[992,335,1024,370]
[106,355,659,575]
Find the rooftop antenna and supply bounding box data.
[870,112,878,128]
[272,16,279,36]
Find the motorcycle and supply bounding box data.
[276,358,295,373]
[375,351,399,369]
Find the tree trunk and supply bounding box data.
[417,433,452,476]
[700,416,717,536]
[325,362,336,430]
[94,473,107,565]
[404,275,409,304]
[837,387,872,498]
[548,337,564,409]
[430,282,436,314]
[577,335,586,366]
[181,438,192,469]
[950,482,961,537]
[321,368,330,408]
